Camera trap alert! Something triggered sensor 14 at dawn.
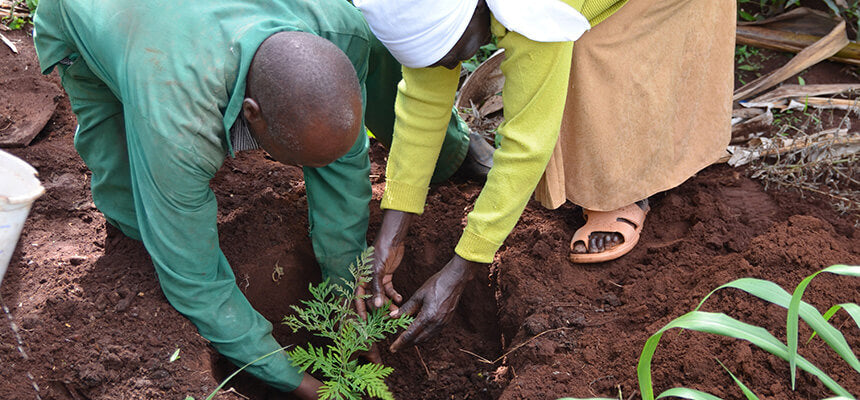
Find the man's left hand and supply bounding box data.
[388,255,485,352]
[292,373,323,399]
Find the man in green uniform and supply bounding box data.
[33,0,488,396]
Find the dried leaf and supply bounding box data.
[745,84,860,106]
[734,14,850,100]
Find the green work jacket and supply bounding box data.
[34,0,373,391]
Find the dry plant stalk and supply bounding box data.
[747,111,860,224]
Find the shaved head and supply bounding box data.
[243,31,362,167]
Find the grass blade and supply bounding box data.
[716,359,759,400]
[695,277,860,377]
[788,265,860,389]
[695,278,785,312]
[655,387,723,400]
[637,311,852,400]
[809,303,860,343]
[820,0,843,17]
[557,398,615,400]
[204,345,291,400]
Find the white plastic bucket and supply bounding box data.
[0,149,44,288]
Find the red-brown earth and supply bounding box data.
[1,27,858,400]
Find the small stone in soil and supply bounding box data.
[114,296,133,312]
[68,255,87,265]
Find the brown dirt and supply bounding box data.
[1,28,858,400]
[0,56,59,146]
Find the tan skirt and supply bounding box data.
[535,0,736,211]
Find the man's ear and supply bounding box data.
[242,98,263,123]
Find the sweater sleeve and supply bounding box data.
[380,20,576,264]
[454,0,626,262]
[455,29,573,263]
[380,65,461,214]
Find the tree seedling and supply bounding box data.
[283,247,413,400]
[185,247,410,400]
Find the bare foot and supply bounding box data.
[571,199,649,255]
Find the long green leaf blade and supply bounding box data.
[716,359,759,400]
[655,387,723,400]
[788,265,860,389]
[637,311,851,400]
[835,303,860,330]
[696,277,860,376]
[820,0,843,17]
[810,303,860,343]
[695,278,786,312]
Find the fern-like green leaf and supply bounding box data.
[282,247,406,400]
[287,346,314,371]
[349,363,395,400]
[319,379,355,400]
[288,344,332,375]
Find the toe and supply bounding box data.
[606,233,623,249]
[587,232,626,253]
[589,234,603,253]
[572,241,587,254]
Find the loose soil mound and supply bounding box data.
[1,29,858,400]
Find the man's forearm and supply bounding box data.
[304,131,372,286]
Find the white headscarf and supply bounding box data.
[354,0,590,68]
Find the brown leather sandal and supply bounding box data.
[569,203,649,263]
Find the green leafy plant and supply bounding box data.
[184,247,410,400]
[735,45,764,73]
[1,15,27,30]
[560,264,859,400]
[462,37,499,73]
[736,0,782,21]
[283,247,414,400]
[737,6,759,22]
[2,0,37,30]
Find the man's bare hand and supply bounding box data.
[292,373,323,399]
[388,255,485,352]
